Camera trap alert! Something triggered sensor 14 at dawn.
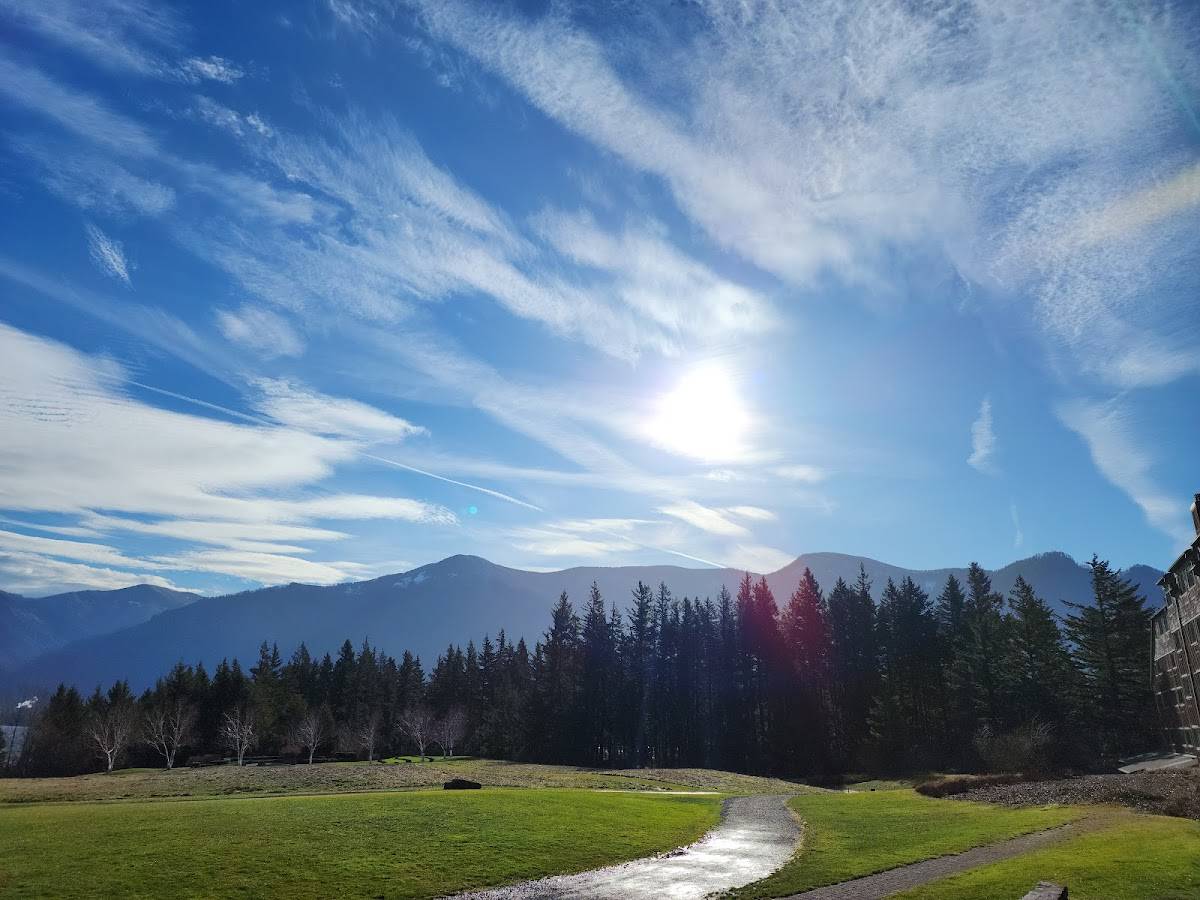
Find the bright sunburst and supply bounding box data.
[646,363,752,463]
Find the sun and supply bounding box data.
[646,363,752,462]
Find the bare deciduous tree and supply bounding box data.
[357,709,382,762]
[291,706,327,765]
[143,699,195,770]
[85,688,136,773]
[399,704,434,760]
[221,705,257,766]
[434,706,467,758]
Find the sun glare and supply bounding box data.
[647,363,752,462]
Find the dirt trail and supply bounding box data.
[453,794,800,899]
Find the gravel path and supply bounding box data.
[951,770,1200,819]
[782,816,1106,899]
[452,794,800,899]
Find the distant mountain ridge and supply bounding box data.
[0,584,199,671]
[4,551,1165,692]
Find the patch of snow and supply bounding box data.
[393,571,429,589]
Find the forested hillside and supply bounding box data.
[13,556,1156,778]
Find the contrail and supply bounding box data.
[132,383,717,563]
[127,381,273,427]
[127,382,544,512]
[361,453,543,512]
[592,526,724,569]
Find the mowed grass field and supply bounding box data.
[0,788,722,899]
[733,789,1082,898]
[895,810,1200,900]
[0,758,804,804]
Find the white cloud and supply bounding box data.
[11,134,176,216]
[1057,397,1190,545]
[0,529,167,571]
[0,52,159,157]
[770,464,827,484]
[968,397,996,474]
[147,549,363,586]
[215,305,305,358]
[511,527,638,559]
[179,56,243,84]
[84,223,130,283]
[533,208,774,348]
[0,322,457,586]
[190,113,771,360]
[79,513,350,554]
[253,379,427,441]
[0,58,317,227]
[658,501,749,537]
[0,0,182,77]
[194,96,272,138]
[1010,502,1024,551]
[409,0,1200,387]
[509,516,723,567]
[725,505,776,522]
[0,550,177,595]
[730,544,794,575]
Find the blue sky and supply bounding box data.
[1,0,1198,597]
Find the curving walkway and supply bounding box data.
[783,815,1107,899]
[453,793,801,899]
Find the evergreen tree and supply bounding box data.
[827,568,877,763]
[945,564,1008,755]
[624,581,656,766]
[580,582,618,764]
[529,592,581,762]
[1064,556,1155,757]
[870,577,941,768]
[1006,576,1075,728]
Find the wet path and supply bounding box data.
[454,793,800,899]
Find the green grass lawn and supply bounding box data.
[733,789,1081,898]
[0,759,788,804]
[0,788,721,899]
[895,810,1200,900]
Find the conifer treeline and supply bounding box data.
[11,556,1157,777]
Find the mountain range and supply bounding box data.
[0,584,197,671]
[1,551,1165,693]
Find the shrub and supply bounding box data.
[973,721,1054,775]
[915,773,1023,798]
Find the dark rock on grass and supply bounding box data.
[945,770,1200,819]
[444,778,482,790]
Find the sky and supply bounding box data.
[0,0,1198,598]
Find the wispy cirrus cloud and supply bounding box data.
[404,0,1200,388]
[196,114,772,360]
[0,321,458,591]
[253,379,427,442]
[658,501,749,537]
[0,550,177,595]
[0,52,159,157]
[968,397,996,474]
[194,96,272,138]
[730,544,794,575]
[0,0,182,78]
[215,305,305,358]
[0,0,244,85]
[10,134,176,216]
[84,223,130,283]
[1057,397,1189,545]
[0,55,315,226]
[179,56,243,85]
